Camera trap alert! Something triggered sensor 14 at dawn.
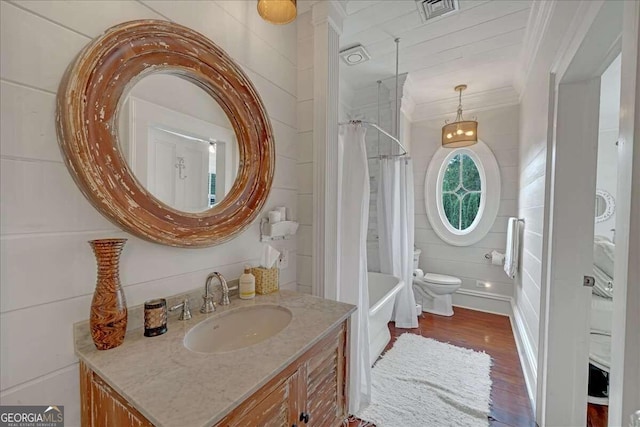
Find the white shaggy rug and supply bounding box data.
[356,333,492,427]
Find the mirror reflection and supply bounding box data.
[118,74,239,212]
[594,189,615,223]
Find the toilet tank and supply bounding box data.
[413,249,421,270]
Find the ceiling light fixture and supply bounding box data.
[442,84,478,147]
[257,0,297,25]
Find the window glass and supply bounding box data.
[442,153,482,231]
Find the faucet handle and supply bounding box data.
[201,294,216,314]
[169,298,192,321]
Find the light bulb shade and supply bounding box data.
[442,120,478,147]
[257,0,297,25]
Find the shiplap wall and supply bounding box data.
[411,105,519,314]
[0,1,299,424]
[517,90,548,394]
[514,0,585,403]
[296,10,313,294]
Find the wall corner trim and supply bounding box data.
[510,298,538,414]
[311,2,341,300]
[515,0,558,99]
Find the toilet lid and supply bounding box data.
[423,273,462,286]
[589,332,611,371]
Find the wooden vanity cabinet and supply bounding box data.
[80,320,349,427]
[80,363,153,427]
[217,320,349,427]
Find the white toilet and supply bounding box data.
[412,249,462,317]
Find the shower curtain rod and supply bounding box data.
[339,119,408,158]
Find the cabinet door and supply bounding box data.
[300,323,348,427]
[219,372,299,427]
[80,362,153,427]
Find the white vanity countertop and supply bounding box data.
[74,290,356,427]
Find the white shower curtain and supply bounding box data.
[337,124,371,414]
[377,157,419,329]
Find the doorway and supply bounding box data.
[585,53,621,426]
[539,1,640,426]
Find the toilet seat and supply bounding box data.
[422,273,462,286]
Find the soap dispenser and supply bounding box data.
[239,266,256,300]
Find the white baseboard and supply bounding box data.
[452,289,513,316]
[510,299,538,413]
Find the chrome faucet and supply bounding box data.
[201,272,230,313]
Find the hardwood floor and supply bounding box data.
[389,308,536,427]
[587,404,608,427]
[347,307,608,427]
[348,307,536,426]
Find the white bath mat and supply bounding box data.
[356,333,492,427]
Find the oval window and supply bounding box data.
[425,141,501,246]
[441,153,482,232]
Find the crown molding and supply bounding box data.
[349,74,412,110]
[551,0,609,82]
[345,73,415,122]
[379,73,407,93]
[297,1,318,15]
[312,0,347,33]
[411,86,520,123]
[515,0,557,99]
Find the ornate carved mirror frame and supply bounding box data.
[56,20,275,247]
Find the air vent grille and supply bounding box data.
[339,44,371,66]
[416,0,459,22]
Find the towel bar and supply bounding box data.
[483,218,525,260]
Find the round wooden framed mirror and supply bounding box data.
[56,20,275,247]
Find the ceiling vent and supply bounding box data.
[339,44,371,66]
[415,0,459,22]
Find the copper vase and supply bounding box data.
[89,238,128,350]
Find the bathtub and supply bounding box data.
[368,272,404,366]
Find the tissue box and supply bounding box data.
[250,267,279,295]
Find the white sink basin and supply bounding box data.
[184,305,292,354]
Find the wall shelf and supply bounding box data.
[260,218,299,242]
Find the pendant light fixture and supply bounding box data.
[442,84,478,147]
[257,0,297,25]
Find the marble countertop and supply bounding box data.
[74,290,356,427]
